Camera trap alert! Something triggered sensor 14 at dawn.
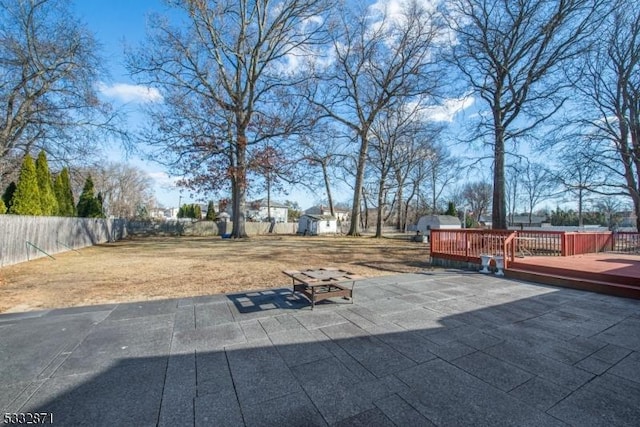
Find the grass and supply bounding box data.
[0,234,431,313]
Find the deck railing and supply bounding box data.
[613,232,640,254]
[431,229,640,267]
[430,229,513,262]
[563,232,613,256]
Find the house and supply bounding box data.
[149,207,179,220]
[297,214,337,235]
[619,212,638,231]
[479,215,492,229]
[509,214,547,228]
[246,198,289,223]
[416,215,461,234]
[304,205,349,222]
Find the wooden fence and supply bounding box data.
[0,217,300,267]
[431,229,640,269]
[0,215,127,267]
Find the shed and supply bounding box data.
[297,214,337,235]
[416,215,461,233]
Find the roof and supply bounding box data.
[304,205,349,214]
[248,199,288,209]
[301,214,336,221]
[420,215,461,226]
[510,215,547,224]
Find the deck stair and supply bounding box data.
[506,261,640,299]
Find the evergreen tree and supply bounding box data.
[97,192,104,217]
[10,155,42,215]
[77,175,103,218]
[35,150,58,215]
[205,200,216,220]
[2,181,17,212]
[53,173,65,215]
[445,202,456,216]
[177,203,201,219]
[59,168,76,216]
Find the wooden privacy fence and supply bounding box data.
[431,229,640,269]
[0,215,127,267]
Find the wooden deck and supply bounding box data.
[506,253,640,299]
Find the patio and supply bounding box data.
[1,271,639,426]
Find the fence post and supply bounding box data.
[611,231,615,252]
[464,231,468,260]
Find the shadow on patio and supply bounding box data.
[1,272,639,426]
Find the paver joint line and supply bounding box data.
[3,272,640,426]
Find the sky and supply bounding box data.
[72,0,475,211]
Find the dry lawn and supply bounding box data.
[0,235,431,313]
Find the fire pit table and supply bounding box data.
[283,267,363,310]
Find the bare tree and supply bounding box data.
[248,143,300,226]
[74,163,155,219]
[308,0,445,235]
[462,181,492,224]
[520,162,556,224]
[424,142,459,214]
[391,126,441,231]
[0,0,121,184]
[570,2,640,229]
[368,106,414,237]
[447,0,606,229]
[296,124,348,218]
[505,160,524,223]
[554,149,601,226]
[594,197,624,229]
[128,0,329,238]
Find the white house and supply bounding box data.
[297,214,337,235]
[246,199,289,223]
[149,207,179,220]
[416,215,461,233]
[304,205,349,222]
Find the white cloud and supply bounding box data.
[423,96,475,122]
[98,82,163,103]
[147,171,179,189]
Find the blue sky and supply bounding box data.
[73,1,192,208]
[75,0,360,209]
[72,0,477,211]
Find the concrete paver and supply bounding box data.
[1,270,639,426]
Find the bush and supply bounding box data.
[178,203,202,219]
[77,175,103,218]
[0,199,5,214]
[205,200,216,220]
[54,168,76,216]
[10,154,42,215]
[36,150,58,215]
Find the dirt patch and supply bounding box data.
[0,235,431,313]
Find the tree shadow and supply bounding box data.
[2,276,639,426]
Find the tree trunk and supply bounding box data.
[492,119,507,229]
[578,187,584,227]
[396,184,404,231]
[267,171,274,232]
[231,127,248,238]
[321,160,335,217]
[375,177,385,238]
[431,167,437,214]
[348,132,369,236]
